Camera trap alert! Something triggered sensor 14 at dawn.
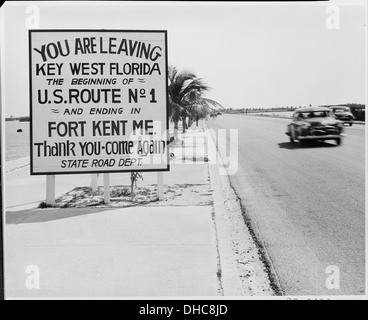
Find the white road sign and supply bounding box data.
[29,30,169,174]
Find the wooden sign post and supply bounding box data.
[104,173,110,204]
[157,172,164,200]
[46,175,55,205]
[91,174,98,192]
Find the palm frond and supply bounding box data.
[181,78,209,97]
[168,66,178,84]
[167,66,224,123]
[169,72,197,104]
[199,98,224,110]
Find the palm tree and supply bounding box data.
[168,66,223,139]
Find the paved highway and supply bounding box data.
[207,114,365,296]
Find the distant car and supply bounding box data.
[329,106,355,126]
[286,107,344,146]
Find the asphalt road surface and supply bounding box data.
[207,114,365,296]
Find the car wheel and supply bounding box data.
[349,123,353,126]
[335,138,342,146]
[297,138,304,147]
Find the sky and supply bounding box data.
[0,0,366,117]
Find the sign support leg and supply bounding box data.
[157,172,164,200]
[46,175,55,205]
[91,174,98,192]
[104,173,110,204]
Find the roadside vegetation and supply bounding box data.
[168,66,224,140]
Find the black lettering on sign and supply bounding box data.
[74,37,98,54]
[92,120,128,136]
[34,140,76,157]
[36,63,63,76]
[132,120,153,135]
[68,88,121,104]
[48,121,86,137]
[33,40,70,62]
[69,62,105,75]
[61,159,89,168]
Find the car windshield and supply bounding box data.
[298,111,330,118]
[334,108,350,113]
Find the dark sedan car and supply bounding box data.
[329,106,355,126]
[286,107,344,146]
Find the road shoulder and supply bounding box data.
[205,121,277,296]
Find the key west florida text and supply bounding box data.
[30,30,169,175]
